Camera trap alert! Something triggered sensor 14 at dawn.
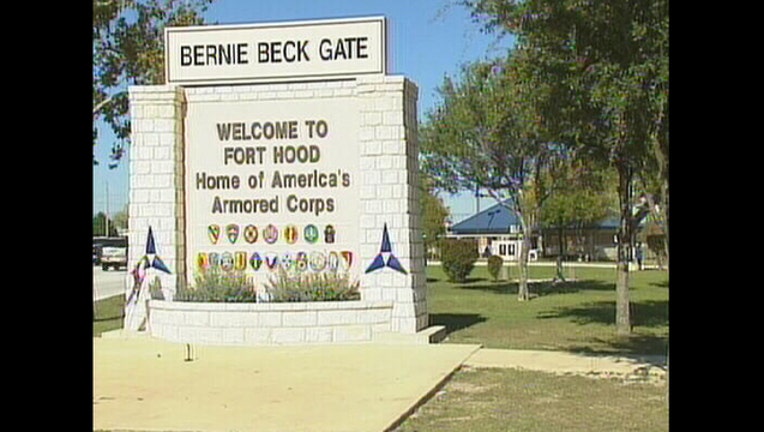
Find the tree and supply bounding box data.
[540,160,617,280]
[112,206,129,231]
[93,212,118,237]
[420,180,451,261]
[421,58,554,301]
[463,0,669,334]
[93,0,213,167]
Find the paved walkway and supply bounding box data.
[93,336,666,432]
[464,348,667,380]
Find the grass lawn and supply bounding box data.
[427,264,669,355]
[394,366,668,432]
[93,295,125,337]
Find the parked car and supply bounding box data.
[95,236,128,270]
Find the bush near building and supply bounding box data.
[440,238,479,283]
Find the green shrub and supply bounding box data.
[148,276,164,300]
[265,269,361,302]
[487,255,503,281]
[175,267,257,302]
[440,238,478,283]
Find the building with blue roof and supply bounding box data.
[447,200,642,262]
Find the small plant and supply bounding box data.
[148,276,164,300]
[440,238,479,283]
[175,267,257,302]
[265,269,361,302]
[487,255,503,281]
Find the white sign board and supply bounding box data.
[184,96,360,286]
[165,17,387,85]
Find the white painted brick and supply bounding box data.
[155,119,174,132]
[365,112,382,125]
[305,327,333,343]
[143,134,160,147]
[333,325,371,342]
[282,311,317,327]
[362,288,382,302]
[383,111,401,125]
[159,190,175,204]
[363,170,381,185]
[272,327,305,344]
[151,160,174,174]
[222,328,245,344]
[365,200,382,214]
[245,328,272,344]
[376,156,393,170]
[149,190,162,203]
[364,141,382,155]
[209,311,258,327]
[358,308,392,324]
[395,317,417,334]
[259,312,282,327]
[154,174,172,188]
[361,215,376,228]
[317,310,358,326]
[377,185,393,199]
[375,126,394,140]
[381,171,399,184]
[383,200,400,213]
[159,133,175,147]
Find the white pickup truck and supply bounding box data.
[99,237,128,271]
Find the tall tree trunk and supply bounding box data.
[554,226,566,282]
[518,233,531,301]
[517,214,531,301]
[615,164,632,336]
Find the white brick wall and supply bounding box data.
[149,300,393,345]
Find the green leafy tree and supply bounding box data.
[93,212,118,237]
[421,58,555,301]
[464,0,669,334]
[112,206,129,231]
[540,160,617,280]
[420,175,451,261]
[93,0,213,167]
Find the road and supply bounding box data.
[93,266,128,301]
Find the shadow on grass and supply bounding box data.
[538,300,668,327]
[430,313,487,336]
[457,279,614,296]
[539,300,668,356]
[94,314,124,322]
[651,279,670,288]
[566,336,669,363]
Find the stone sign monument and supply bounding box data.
[126,17,435,344]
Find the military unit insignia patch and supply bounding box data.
[265,253,279,270]
[304,224,319,244]
[309,251,327,271]
[221,252,234,271]
[208,224,220,244]
[243,225,258,243]
[226,224,240,244]
[263,224,279,244]
[284,225,299,244]
[250,252,263,271]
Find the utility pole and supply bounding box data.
[105,181,110,237]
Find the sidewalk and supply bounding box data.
[93,336,481,432]
[464,348,667,380]
[93,336,666,432]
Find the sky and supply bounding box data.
[92,0,514,224]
